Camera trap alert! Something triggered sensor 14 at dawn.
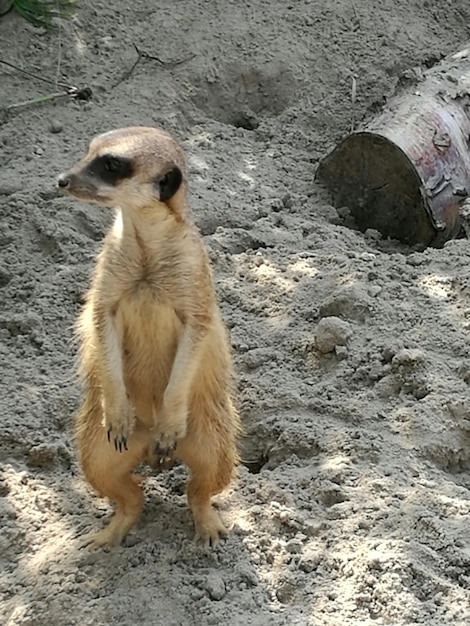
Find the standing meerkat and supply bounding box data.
[57,126,240,548]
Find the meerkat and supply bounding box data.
[57,126,240,548]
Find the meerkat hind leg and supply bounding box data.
[78,430,148,549]
[178,436,234,547]
[79,474,144,549]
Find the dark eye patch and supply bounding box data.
[86,154,134,185]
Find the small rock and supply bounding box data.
[391,348,425,370]
[406,253,424,266]
[275,580,296,604]
[375,374,401,398]
[123,534,139,548]
[364,228,381,240]
[303,519,322,537]
[28,443,59,468]
[0,269,11,288]
[271,198,283,212]
[50,120,63,134]
[0,181,22,195]
[286,538,303,554]
[0,498,16,520]
[205,573,226,601]
[299,550,322,573]
[282,193,293,210]
[243,347,275,369]
[318,482,348,506]
[235,563,258,587]
[320,284,372,321]
[315,316,352,353]
[367,285,382,297]
[335,344,348,360]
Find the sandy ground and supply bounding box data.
[1,1,470,624]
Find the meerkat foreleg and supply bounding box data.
[152,316,208,459]
[96,309,135,451]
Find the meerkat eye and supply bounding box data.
[87,154,134,185]
[104,157,122,173]
[156,166,182,201]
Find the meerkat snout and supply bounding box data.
[57,174,71,189]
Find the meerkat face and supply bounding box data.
[56,127,186,212]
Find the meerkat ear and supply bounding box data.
[156,166,183,201]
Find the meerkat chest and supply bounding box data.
[116,285,183,350]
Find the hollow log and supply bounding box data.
[316,44,470,246]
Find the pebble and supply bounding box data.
[243,347,275,369]
[235,563,258,587]
[315,316,352,354]
[275,580,296,604]
[319,284,372,321]
[0,181,22,195]
[28,443,59,468]
[303,519,322,536]
[286,538,303,554]
[50,120,64,134]
[205,573,226,600]
[299,550,322,573]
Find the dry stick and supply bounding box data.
[2,86,91,117]
[0,59,73,90]
[5,89,75,112]
[54,0,64,90]
[111,44,144,89]
[0,60,91,118]
[350,0,360,23]
[112,44,196,89]
[350,75,357,132]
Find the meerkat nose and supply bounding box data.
[57,174,71,189]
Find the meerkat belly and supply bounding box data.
[115,288,182,426]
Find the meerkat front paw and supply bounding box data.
[102,397,135,452]
[151,401,188,467]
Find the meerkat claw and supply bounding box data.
[154,441,177,457]
[112,434,128,452]
[153,441,176,469]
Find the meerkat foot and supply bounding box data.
[192,503,228,548]
[79,527,124,550]
[78,509,140,550]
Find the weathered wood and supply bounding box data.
[316,44,470,246]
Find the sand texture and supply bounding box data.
[0,1,469,624]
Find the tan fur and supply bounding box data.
[58,127,240,547]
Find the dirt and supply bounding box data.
[1,1,470,625]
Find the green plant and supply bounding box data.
[11,0,75,29]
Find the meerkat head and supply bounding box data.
[56,127,187,217]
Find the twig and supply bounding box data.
[54,1,64,90]
[350,75,357,132]
[112,44,143,89]
[0,58,73,90]
[1,86,92,116]
[6,91,72,111]
[350,0,360,23]
[112,44,196,89]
